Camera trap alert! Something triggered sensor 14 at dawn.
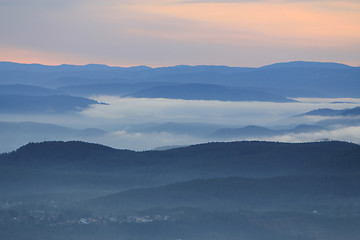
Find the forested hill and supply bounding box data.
[86,174,360,213]
[1,141,360,240]
[1,141,359,178]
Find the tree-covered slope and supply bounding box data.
[86,175,360,212]
[0,141,359,194]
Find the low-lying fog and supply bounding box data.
[82,96,360,126]
[1,96,360,153]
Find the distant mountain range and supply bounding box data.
[0,84,61,96]
[0,121,105,137]
[0,94,100,114]
[128,122,223,137]
[296,106,360,117]
[0,121,107,154]
[58,82,294,102]
[126,83,294,102]
[127,122,326,139]
[1,61,360,240]
[260,61,352,69]
[1,61,359,100]
[0,84,103,114]
[210,124,326,139]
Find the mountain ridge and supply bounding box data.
[127,83,295,102]
[1,61,359,98]
[296,106,360,117]
[210,124,326,139]
[1,140,359,177]
[0,60,355,70]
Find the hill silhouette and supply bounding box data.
[296,106,360,117]
[1,140,359,240]
[0,84,61,96]
[1,141,359,195]
[0,95,100,114]
[210,124,326,139]
[1,61,359,98]
[127,83,294,102]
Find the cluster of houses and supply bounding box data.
[0,207,170,226]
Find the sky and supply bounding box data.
[0,0,359,67]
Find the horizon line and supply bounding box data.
[0,60,357,69]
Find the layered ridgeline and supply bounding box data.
[0,84,103,114]
[0,122,107,153]
[1,140,360,240]
[1,61,359,100]
[296,106,360,117]
[210,124,326,139]
[0,140,359,194]
[290,106,360,129]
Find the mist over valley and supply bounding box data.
[0,61,360,240]
[1,61,360,152]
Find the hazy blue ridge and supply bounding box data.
[0,121,106,137]
[260,61,352,69]
[210,124,326,139]
[295,106,360,117]
[0,84,62,96]
[126,83,295,102]
[0,95,101,114]
[1,61,359,98]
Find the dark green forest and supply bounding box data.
[0,141,359,239]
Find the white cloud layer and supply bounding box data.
[81,96,360,127]
[0,97,359,152]
[261,125,360,144]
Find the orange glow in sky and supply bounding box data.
[0,0,359,66]
[126,1,360,47]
